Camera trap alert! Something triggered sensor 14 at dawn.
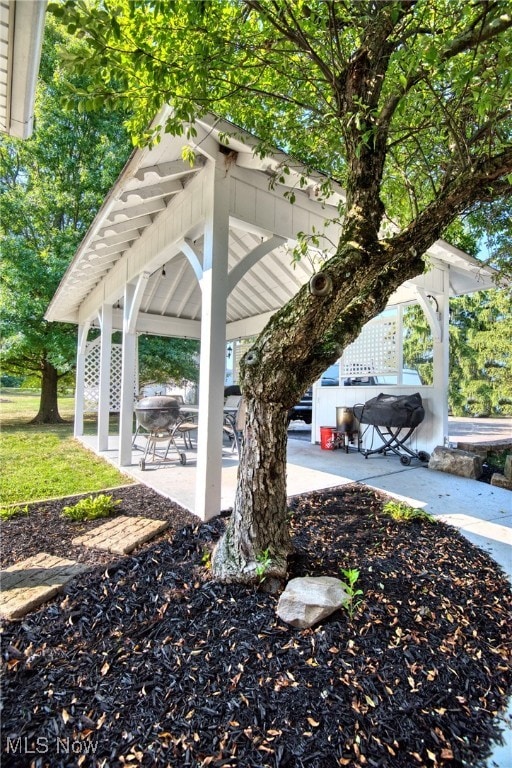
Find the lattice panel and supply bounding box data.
[84,340,137,413]
[232,338,256,383]
[340,314,398,376]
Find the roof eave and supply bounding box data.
[0,0,47,139]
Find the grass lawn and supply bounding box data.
[0,389,133,509]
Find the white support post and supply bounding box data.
[433,272,450,446]
[195,164,230,521]
[119,282,137,466]
[74,322,90,437]
[415,282,448,448]
[397,306,404,383]
[97,303,113,452]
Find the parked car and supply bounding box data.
[342,375,379,386]
[320,364,378,386]
[377,369,423,385]
[320,364,340,386]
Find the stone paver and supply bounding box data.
[72,515,169,554]
[1,554,90,620]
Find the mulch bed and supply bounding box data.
[1,483,512,768]
[0,485,197,570]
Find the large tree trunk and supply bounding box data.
[212,399,291,585]
[30,358,65,424]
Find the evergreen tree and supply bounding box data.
[403,290,512,416]
[450,290,512,416]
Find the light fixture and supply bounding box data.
[227,344,233,359]
[161,265,166,277]
[426,294,439,312]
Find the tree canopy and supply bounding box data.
[0,18,200,419]
[53,0,512,236]
[50,0,512,582]
[138,336,199,389]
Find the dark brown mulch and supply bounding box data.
[0,485,198,569]
[1,484,512,768]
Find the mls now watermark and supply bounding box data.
[5,736,99,756]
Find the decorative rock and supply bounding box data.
[276,576,349,629]
[428,445,483,480]
[504,454,512,481]
[490,473,512,491]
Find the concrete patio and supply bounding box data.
[79,416,512,578]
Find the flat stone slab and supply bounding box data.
[72,515,169,554]
[1,554,90,621]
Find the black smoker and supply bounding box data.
[353,393,430,465]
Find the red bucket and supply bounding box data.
[320,426,336,450]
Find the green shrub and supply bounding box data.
[339,567,364,620]
[62,493,121,521]
[0,504,30,521]
[382,500,435,523]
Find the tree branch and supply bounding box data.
[442,6,512,60]
[378,4,512,134]
[243,0,340,93]
[386,147,512,258]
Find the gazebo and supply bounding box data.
[46,107,497,520]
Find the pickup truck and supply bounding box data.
[288,387,313,424]
[287,367,422,425]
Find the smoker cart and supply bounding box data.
[353,393,430,465]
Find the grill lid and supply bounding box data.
[135,396,180,411]
[353,393,424,428]
[134,396,182,431]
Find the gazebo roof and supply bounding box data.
[46,107,497,338]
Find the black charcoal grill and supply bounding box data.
[353,393,430,465]
[134,396,187,470]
